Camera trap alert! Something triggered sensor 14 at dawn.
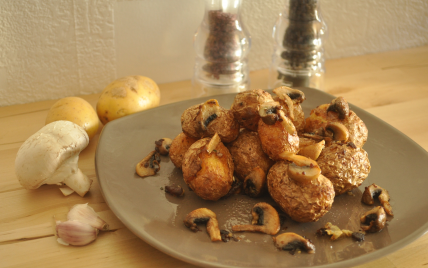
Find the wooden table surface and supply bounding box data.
[1,45,428,268]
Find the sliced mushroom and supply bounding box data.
[298,140,325,160]
[327,96,350,120]
[362,184,393,216]
[360,206,387,233]
[325,122,349,142]
[232,202,280,235]
[136,151,161,178]
[258,101,282,125]
[184,208,221,242]
[279,153,321,184]
[273,233,315,254]
[200,99,221,130]
[206,133,221,154]
[155,138,172,155]
[273,86,306,103]
[316,222,353,241]
[243,167,266,198]
[273,87,295,120]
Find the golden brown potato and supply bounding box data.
[258,117,299,161]
[267,161,335,223]
[181,100,239,143]
[182,137,234,201]
[180,104,201,140]
[226,129,274,181]
[317,142,371,195]
[169,132,198,169]
[230,89,274,131]
[304,97,368,148]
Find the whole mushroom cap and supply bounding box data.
[15,120,90,194]
[317,142,371,195]
[267,161,335,223]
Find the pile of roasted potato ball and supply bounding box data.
[138,87,393,254]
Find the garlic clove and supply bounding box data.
[67,203,109,231]
[56,220,98,246]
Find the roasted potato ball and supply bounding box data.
[267,161,335,223]
[169,132,198,169]
[181,99,239,143]
[272,87,306,133]
[230,89,274,131]
[226,129,274,181]
[182,137,234,201]
[304,97,368,148]
[317,142,371,195]
[258,107,299,161]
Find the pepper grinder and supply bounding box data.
[192,0,251,97]
[269,0,327,90]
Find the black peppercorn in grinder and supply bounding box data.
[269,0,327,90]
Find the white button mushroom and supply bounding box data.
[15,120,92,197]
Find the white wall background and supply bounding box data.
[1,0,427,107]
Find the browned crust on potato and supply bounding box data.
[267,161,335,223]
[181,104,202,140]
[181,103,239,143]
[317,142,371,195]
[182,137,234,201]
[169,132,198,169]
[257,118,299,161]
[206,109,239,143]
[226,129,274,181]
[230,89,274,131]
[304,104,368,148]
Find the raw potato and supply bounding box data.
[45,97,99,140]
[97,75,161,125]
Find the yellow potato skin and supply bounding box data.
[45,97,99,140]
[96,75,161,125]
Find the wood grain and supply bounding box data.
[1,46,428,268]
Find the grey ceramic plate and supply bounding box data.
[96,88,428,268]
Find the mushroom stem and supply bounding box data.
[48,155,93,197]
[64,169,93,197]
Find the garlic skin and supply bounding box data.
[67,203,109,231]
[56,220,98,246]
